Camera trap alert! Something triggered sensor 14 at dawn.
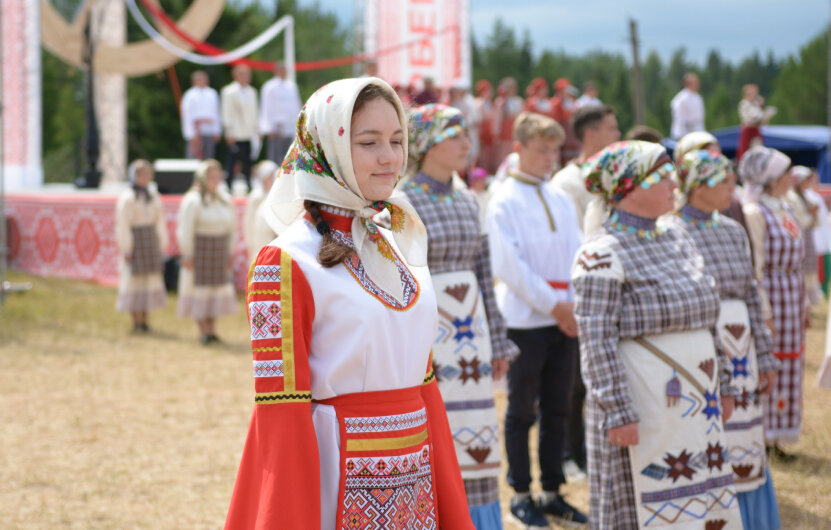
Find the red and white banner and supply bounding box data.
[6,193,249,292]
[2,0,42,190]
[365,0,470,89]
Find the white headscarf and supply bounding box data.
[264,77,427,304]
[790,165,814,184]
[738,145,791,204]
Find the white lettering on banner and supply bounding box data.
[365,0,470,90]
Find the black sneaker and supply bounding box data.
[539,493,588,527]
[509,495,550,529]
[766,444,797,463]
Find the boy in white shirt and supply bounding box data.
[487,112,587,528]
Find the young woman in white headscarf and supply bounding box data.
[667,150,781,530]
[740,146,806,461]
[572,141,741,529]
[115,159,168,332]
[224,78,474,529]
[176,159,238,344]
[403,103,519,529]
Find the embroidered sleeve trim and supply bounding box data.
[280,249,297,392]
[255,391,311,404]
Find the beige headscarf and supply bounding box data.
[264,77,427,304]
[738,145,791,204]
[673,131,719,163]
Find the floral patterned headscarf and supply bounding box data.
[677,150,729,195]
[584,140,672,204]
[264,77,427,303]
[407,104,467,170]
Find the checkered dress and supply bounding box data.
[757,202,806,442]
[403,173,518,508]
[667,209,776,374]
[572,212,725,530]
[402,174,518,362]
[194,234,231,286]
[130,225,163,275]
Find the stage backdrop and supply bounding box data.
[364,0,470,89]
[5,193,250,292]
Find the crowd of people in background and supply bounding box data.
[116,65,831,529]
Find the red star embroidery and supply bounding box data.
[458,356,482,384]
[664,449,696,482]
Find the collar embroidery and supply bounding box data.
[609,210,667,240]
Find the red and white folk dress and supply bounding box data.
[225,209,474,529]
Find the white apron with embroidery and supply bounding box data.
[717,299,767,493]
[431,270,501,480]
[619,329,742,529]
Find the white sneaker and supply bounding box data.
[563,459,587,482]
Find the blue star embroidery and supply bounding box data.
[702,389,721,420]
[732,356,749,378]
[452,316,475,342]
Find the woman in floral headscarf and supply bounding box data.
[403,104,518,529]
[668,150,781,530]
[224,78,473,529]
[571,141,741,529]
[740,145,806,462]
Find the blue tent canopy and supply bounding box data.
[663,125,831,183]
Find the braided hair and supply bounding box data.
[304,200,354,267]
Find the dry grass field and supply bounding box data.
[1,271,829,529]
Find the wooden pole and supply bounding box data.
[629,18,646,126]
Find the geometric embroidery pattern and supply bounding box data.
[253,360,284,378]
[345,408,428,434]
[643,485,736,526]
[252,264,281,283]
[342,447,437,529]
[331,229,419,311]
[249,301,282,340]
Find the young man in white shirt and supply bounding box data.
[221,65,259,191]
[259,62,302,163]
[670,72,705,139]
[181,70,221,160]
[551,104,621,234]
[488,112,588,528]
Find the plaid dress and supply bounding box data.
[572,211,732,530]
[757,201,806,442]
[403,173,519,509]
[668,207,779,493]
[115,188,167,313]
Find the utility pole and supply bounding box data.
[629,18,646,126]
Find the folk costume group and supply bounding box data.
[117,75,807,529]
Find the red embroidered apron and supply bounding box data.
[316,386,439,529]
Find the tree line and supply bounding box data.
[41,1,828,182]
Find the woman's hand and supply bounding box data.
[721,395,734,422]
[182,256,194,270]
[765,318,775,338]
[608,422,639,446]
[492,358,509,381]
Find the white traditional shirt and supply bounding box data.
[576,94,602,108]
[739,98,776,127]
[805,188,831,255]
[487,170,583,329]
[180,86,221,140]
[670,88,705,139]
[259,76,303,137]
[550,160,595,230]
[221,81,260,141]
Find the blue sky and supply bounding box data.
[293,0,829,64]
